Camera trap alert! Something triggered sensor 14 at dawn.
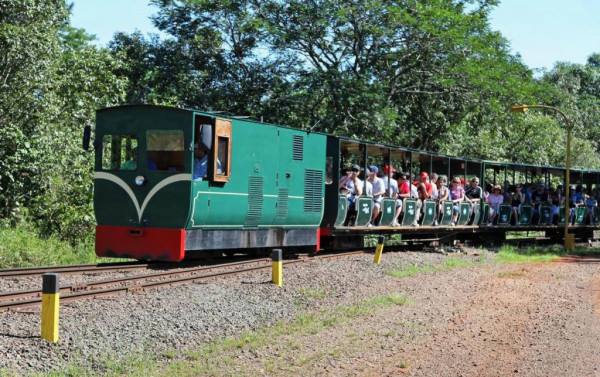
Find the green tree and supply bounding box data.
[0,0,126,242]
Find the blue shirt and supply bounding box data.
[193,155,222,181]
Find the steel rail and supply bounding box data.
[0,251,367,312]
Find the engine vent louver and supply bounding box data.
[276,188,289,219]
[304,169,323,213]
[245,176,263,227]
[292,135,304,161]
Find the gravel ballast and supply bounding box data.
[1,250,599,376]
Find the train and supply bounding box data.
[86,105,600,261]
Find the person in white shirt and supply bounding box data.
[430,172,439,200]
[367,166,385,226]
[339,164,363,209]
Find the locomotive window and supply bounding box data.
[102,134,138,171]
[212,119,232,182]
[146,130,185,172]
[217,137,228,175]
[325,156,333,185]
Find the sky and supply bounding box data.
[70,0,600,72]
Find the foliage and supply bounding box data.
[0,1,126,243]
[0,225,109,268]
[3,0,600,246]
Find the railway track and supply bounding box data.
[0,251,366,312]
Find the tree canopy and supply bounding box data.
[1,0,599,242]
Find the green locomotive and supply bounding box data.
[93,105,326,261]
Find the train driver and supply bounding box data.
[193,142,221,181]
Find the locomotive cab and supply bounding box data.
[94,105,195,261]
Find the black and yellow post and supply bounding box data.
[272,249,283,287]
[41,273,59,342]
[374,236,384,265]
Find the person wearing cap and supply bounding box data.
[416,172,433,201]
[488,185,504,225]
[367,166,385,226]
[339,164,363,211]
[569,185,585,223]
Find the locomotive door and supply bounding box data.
[274,130,291,226]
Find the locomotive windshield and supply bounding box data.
[146,130,185,172]
[101,134,138,171]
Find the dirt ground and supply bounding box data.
[340,256,600,377]
[231,254,600,377]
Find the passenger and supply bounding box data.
[390,171,403,227]
[531,182,548,219]
[524,183,534,205]
[339,164,363,209]
[382,166,398,198]
[464,177,482,223]
[449,176,465,226]
[415,172,433,226]
[367,166,385,227]
[430,173,439,200]
[511,184,525,224]
[570,185,585,223]
[362,169,373,196]
[551,185,564,224]
[465,177,482,203]
[417,172,433,201]
[502,181,512,203]
[585,190,597,224]
[488,185,504,225]
[410,174,420,200]
[435,176,449,226]
[397,172,421,226]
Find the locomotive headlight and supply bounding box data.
[135,176,146,186]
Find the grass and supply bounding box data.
[387,256,479,278]
[296,284,333,300]
[0,225,126,268]
[495,245,562,263]
[33,292,413,377]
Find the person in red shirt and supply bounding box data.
[417,172,432,201]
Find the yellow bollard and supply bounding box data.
[41,273,59,343]
[374,236,384,265]
[272,249,283,287]
[565,233,575,252]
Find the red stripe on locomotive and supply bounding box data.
[95,225,185,261]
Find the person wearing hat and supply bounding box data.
[488,185,504,225]
[339,164,363,212]
[367,166,385,226]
